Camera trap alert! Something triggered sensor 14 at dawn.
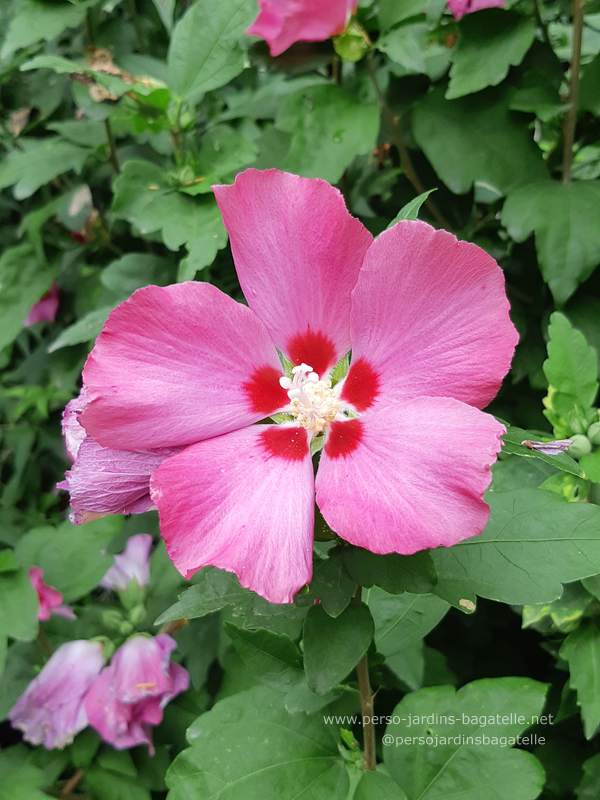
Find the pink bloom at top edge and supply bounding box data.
[85,634,189,755]
[24,283,60,327]
[447,0,505,20]
[72,168,518,605]
[246,0,358,57]
[9,640,104,749]
[29,567,76,621]
[101,533,153,591]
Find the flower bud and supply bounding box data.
[568,434,592,459]
[333,22,369,62]
[588,422,600,446]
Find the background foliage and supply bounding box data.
[2,0,600,797]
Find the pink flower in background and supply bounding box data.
[58,389,175,524]
[85,634,189,754]
[29,567,75,620]
[24,283,59,327]
[101,534,153,591]
[74,169,518,604]
[247,0,358,56]
[447,0,505,20]
[9,640,104,749]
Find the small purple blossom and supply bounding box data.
[101,534,153,591]
[9,640,104,749]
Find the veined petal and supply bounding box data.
[247,0,357,57]
[316,397,504,554]
[82,283,288,451]
[60,437,172,524]
[341,221,518,412]
[214,170,372,377]
[150,425,315,604]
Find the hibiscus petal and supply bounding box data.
[213,170,372,377]
[316,397,504,554]
[60,436,170,524]
[341,221,518,412]
[150,424,315,604]
[82,283,288,450]
[247,0,357,57]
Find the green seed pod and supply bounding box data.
[588,422,600,446]
[568,434,593,459]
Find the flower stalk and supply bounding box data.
[562,0,587,183]
[354,587,376,770]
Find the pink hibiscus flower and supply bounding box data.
[70,169,518,605]
[447,0,505,20]
[247,0,358,57]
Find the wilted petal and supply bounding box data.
[101,534,153,591]
[82,283,288,451]
[29,567,65,621]
[60,437,171,524]
[214,169,372,377]
[150,425,314,604]
[247,0,357,56]
[521,439,574,455]
[341,220,518,413]
[9,640,104,749]
[316,397,504,554]
[62,389,89,461]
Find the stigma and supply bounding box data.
[280,363,341,434]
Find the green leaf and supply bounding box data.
[345,549,436,595]
[0,567,38,642]
[101,253,174,299]
[354,770,407,800]
[0,745,49,800]
[85,767,151,800]
[577,753,600,799]
[413,86,547,197]
[503,181,600,305]
[580,450,600,484]
[560,622,600,739]
[580,53,600,115]
[47,120,107,148]
[168,686,349,800]
[384,678,547,800]
[0,244,57,351]
[298,550,357,617]
[369,589,449,678]
[151,0,176,32]
[15,517,123,602]
[111,160,227,265]
[447,10,535,99]
[155,567,305,632]
[21,54,154,97]
[0,0,98,59]
[378,0,426,29]
[501,424,584,477]
[376,23,450,79]
[543,313,599,417]
[47,306,114,353]
[225,624,304,692]
[432,488,600,605]
[167,0,256,103]
[303,602,374,694]
[386,190,436,228]
[276,85,380,184]
[0,137,90,200]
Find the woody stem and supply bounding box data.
[354,587,376,770]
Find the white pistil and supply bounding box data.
[279,363,341,434]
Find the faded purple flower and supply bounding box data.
[521,439,574,456]
[101,534,153,591]
[9,640,104,749]
[85,634,189,754]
